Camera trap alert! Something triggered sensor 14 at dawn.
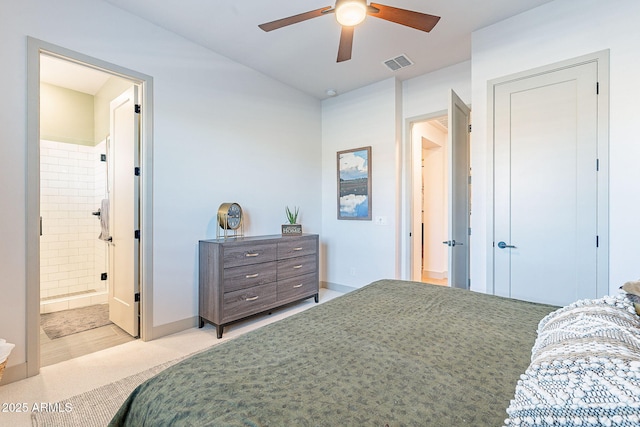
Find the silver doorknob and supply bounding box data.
[497,241,516,249]
[442,240,451,246]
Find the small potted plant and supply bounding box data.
[282,206,302,235]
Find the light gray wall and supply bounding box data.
[470,0,640,294]
[320,78,401,288]
[400,61,472,281]
[402,60,471,119]
[397,0,640,294]
[0,0,321,373]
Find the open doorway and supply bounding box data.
[38,54,138,366]
[416,116,449,286]
[407,90,471,289]
[26,38,154,375]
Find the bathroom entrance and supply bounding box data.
[37,53,141,366]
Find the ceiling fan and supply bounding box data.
[258,0,440,63]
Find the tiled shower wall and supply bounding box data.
[40,139,108,313]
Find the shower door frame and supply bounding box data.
[26,37,154,377]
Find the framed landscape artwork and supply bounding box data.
[337,146,371,220]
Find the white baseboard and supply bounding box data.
[0,361,27,386]
[150,316,198,341]
[321,281,357,294]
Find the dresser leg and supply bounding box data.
[198,317,204,328]
[216,325,224,339]
[314,293,319,303]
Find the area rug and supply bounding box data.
[41,304,112,340]
[30,356,187,427]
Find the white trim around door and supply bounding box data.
[486,50,609,303]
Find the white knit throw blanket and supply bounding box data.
[504,294,640,426]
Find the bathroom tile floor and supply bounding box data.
[40,323,136,367]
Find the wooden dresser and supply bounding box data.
[198,234,319,338]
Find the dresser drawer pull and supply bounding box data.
[245,273,259,278]
[245,253,259,257]
[292,265,303,269]
[293,247,303,251]
[293,284,303,288]
[245,295,259,301]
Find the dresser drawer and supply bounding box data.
[223,261,277,293]
[277,273,318,302]
[278,237,317,259]
[199,234,319,338]
[277,254,317,280]
[223,283,277,322]
[223,243,277,268]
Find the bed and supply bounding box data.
[109,279,558,426]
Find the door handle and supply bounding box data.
[443,240,464,247]
[497,241,516,249]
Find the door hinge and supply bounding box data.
[468,175,472,185]
[101,272,108,280]
[468,124,472,133]
[134,166,141,176]
[468,227,472,236]
[135,104,141,114]
[135,230,140,239]
[596,82,599,95]
[596,235,599,247]
[596,159,599,171]
[134,292,140,302]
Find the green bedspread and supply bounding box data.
[109,280,557,426]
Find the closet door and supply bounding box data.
[493,61,600,306]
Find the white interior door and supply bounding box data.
[108,86,140,337]
[446,90,471,289]
[493,62,599,306]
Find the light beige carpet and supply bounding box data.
[40,305,112,340]
[31,356,185,427]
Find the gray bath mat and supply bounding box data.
[41,304,112,339]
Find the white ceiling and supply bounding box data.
[49,0,556,99]
[40,55,113,95]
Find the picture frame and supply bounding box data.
[337,146,372,220]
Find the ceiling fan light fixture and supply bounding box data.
[335,0,367,27]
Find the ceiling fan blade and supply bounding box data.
[337,25,354,62]
[368,3,440,32]
[259,7,333,32]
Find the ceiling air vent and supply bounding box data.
[383,54,414,71]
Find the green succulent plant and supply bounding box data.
[285,206,299,224]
